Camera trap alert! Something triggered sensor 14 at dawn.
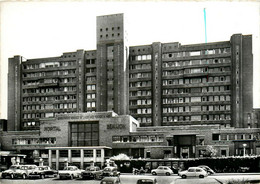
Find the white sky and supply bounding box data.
[0,1,259,119]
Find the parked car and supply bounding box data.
[151,166,173,176]
[57,166,83,179]
[198,165,215,175]
[136,178,158,184]
[100,177,121,184]
[81,166,103,180]
[28,166,58,179]
[178,167,208,178]
[1,165,21,179]
[13,165,38,179]
[101,166,120,178]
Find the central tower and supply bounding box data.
[96,14,129,115]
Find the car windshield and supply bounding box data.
[86,167,95,171]
[137,179,154,184]
[104,168,112,171]
[101,181,113,184]
[9,166,18,170]
[38,167,46,170]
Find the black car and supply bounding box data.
[28,166,57,179]
[81,166,103,180]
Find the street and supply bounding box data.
[1,173,260,184]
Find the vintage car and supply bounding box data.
[81,166,103,180]
[57,166,83,179]
[198,165,215,175]
[178,167,208,179]
[151,166,173,176]
[101,166,120,178]
[100,177,121,184]
[28,166,58,179]
[13,165,37,179]
[1,165,21,179]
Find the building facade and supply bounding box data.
[4,13,260,163]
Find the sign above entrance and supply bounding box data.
[44,126,61,131]
[107,124,126,130]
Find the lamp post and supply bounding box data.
[242,144,247,157]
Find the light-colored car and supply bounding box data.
[57,166,83,179]
[178,167,208,179]
[136,178,158,184]
[151,166,173,176]
[100,177,121,184]
[1,165,21,179]
[13,165,37,179]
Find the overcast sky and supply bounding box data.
[0,1,259,118]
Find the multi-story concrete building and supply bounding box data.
[7,13,255,131]
[4,13,260,166]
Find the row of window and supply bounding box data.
[23,95,76,102]
[86,59,96,65]
[23,70,76,78]
[23,78,76,86]
[86,76,96,81]
[164,95,230,104]
[130,108,152,114]
[212,133,258,141]
[130,63,151,70]
[129,90,152,97]
[130,99,152,106]
[100,33,121,38]
[162,58,231,67]
[23,103,77,112]
[57,150,101,158]
[162,114,231,122]
[162,76,230,86]
[136,117,152,123]
[129,72,152,79]
[86,85,96,91]
[86,102,96,108]
[162,48,231,59]
[162,105,231,113]
[162,86,230,95]
[162,95,230,104]
[112,135,163,143]
[23,61,76,70]
[12,138,56,145]
[23,86,77,94]
[130,81,152,87]
[130,55,152,61]
[86,68,96,73]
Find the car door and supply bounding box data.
[195,168,202,177]
[157,166,164,174]
[187,168,196,177]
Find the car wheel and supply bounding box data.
[10,174,14,179]
[181,175,187,179]
[41,174,45,179]
[152,172,157,175]
[2,175,5,179]
[199,175,204,178]
[166,172,170,176]
[22,174,27,179]
[71,174,74,179]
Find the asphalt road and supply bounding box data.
[0,173,260,184]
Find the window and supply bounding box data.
[71,122,99,146]
[212,134,220,141]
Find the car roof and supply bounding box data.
[137,178,156,181]
[188,167,202,169]
[101,177,119,181]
